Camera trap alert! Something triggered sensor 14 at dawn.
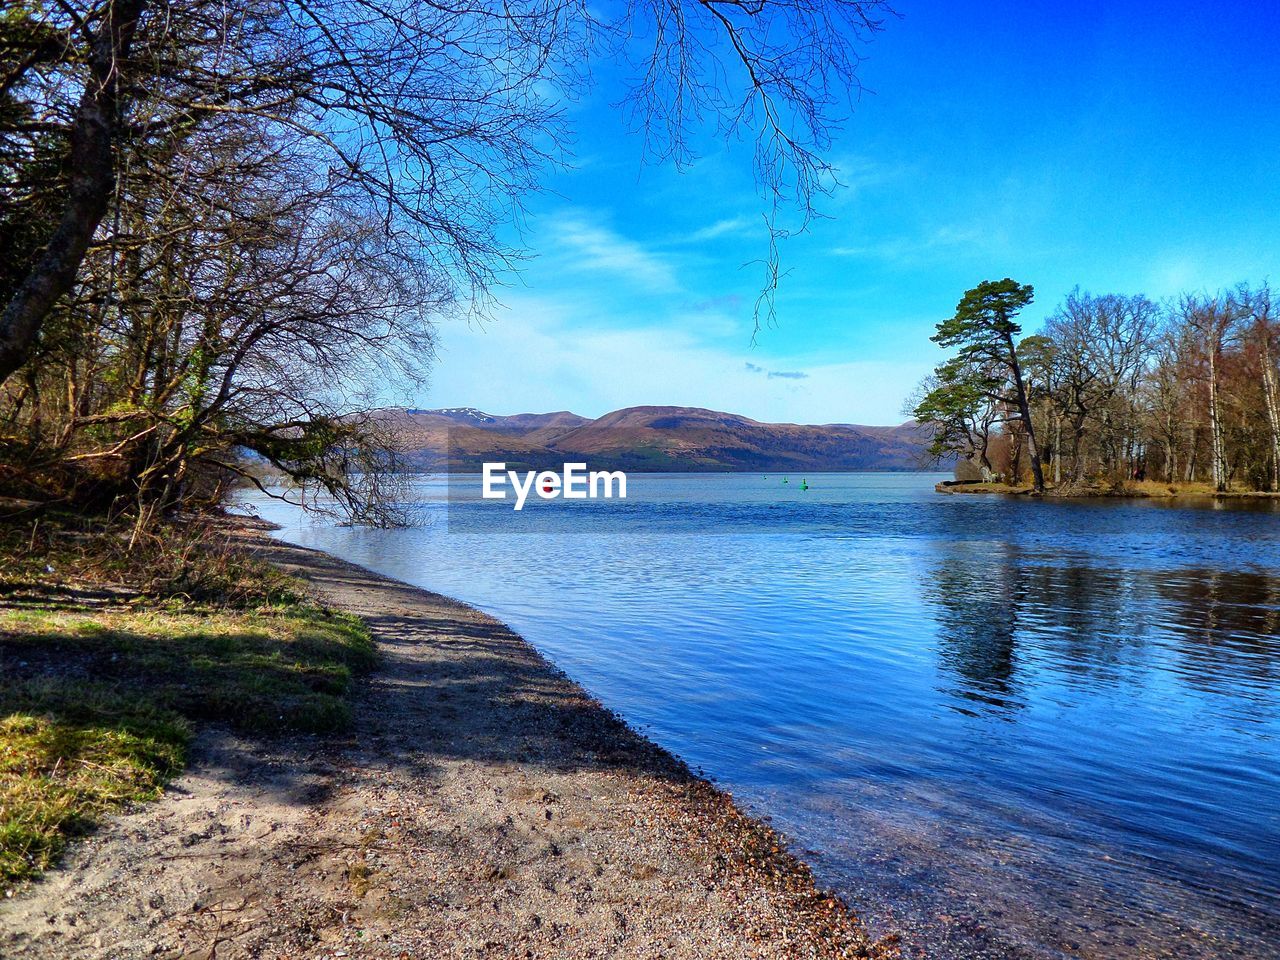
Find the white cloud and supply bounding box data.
[420,296,927,425]
[825,155,911,206]
[686,216,757,242]
[545,213,679,292]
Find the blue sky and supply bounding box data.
[421,0,1280,426]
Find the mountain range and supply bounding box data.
[374,406,935,472]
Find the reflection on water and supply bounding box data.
[930,555,1280,720]
[242,474,1280,959]
[929,552,1024,714]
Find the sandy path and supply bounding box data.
[1,536,895,959]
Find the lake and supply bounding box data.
[241,473,1280,959]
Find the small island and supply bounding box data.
[914,280,1280,498]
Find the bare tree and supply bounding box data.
[2,0,893,521]
[1143,328,1193,483]
[0,0,147,382]
[1042,289,1104,483]
[2,0,894,390]
[1243,284,1280,490]
[620,0,891,333]
[3,94,444,518]
[1091,293,1159,475]
[1179,293,1244,491]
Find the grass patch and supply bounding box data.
[0,516,375,888]
[0,699,186,884]
[2,606,375,734]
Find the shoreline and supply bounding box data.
[2,530,896,959]
[935,480,1280,499]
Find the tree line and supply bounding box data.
[913,279,1280,493]
[1,0,890,526]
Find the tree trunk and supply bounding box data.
[1207,345,1227,491]
[1005,331,1045,492]
[0,0,148,386]
[1053,412,1061,485]
[978,430,993,472]
[1068,407,1088,483]
[1009,426,1023,484]
[1261,331,1280,491]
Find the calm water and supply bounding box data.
[242,474,1280,959]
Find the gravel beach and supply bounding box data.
[1,533,897,959]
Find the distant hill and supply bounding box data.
[375,406,935,472]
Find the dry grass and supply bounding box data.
[936,481,1034,495]
[939,478,1275,498]
[0,515,374,888]
[1115,479,1219,497]
[0,511,303,605]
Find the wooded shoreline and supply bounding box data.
[936,479,1280,499]
[915,281,1280,498]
